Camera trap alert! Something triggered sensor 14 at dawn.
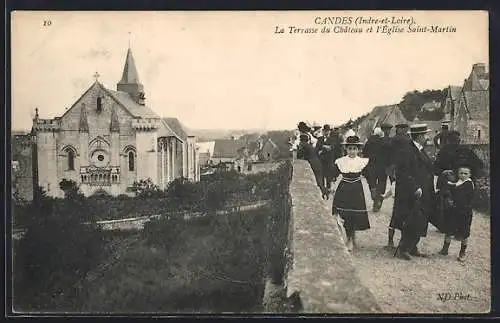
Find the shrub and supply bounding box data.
[473,176,490,214]
[131,178,165,198]
[13,185,105,311]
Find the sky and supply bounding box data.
[11,11,488,131]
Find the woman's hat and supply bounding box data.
[409,123,432,134]
[342,135,363,146]
[381,122,393,129]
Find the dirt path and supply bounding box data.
[344,187,491,314]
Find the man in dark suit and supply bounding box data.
[433,121,451,149]
[362,127,385,210]
[385,123,411,250]
[394,124,436,260]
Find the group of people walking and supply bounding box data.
[294,120,483,262]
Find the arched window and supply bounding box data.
[97,97,103,113]
[128,151,135,171]
[67,148,75,170]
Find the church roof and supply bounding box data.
[118,48,141,85]
[162,118,189,141]
[105,87,159,118]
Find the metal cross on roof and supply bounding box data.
[94,72,100,81]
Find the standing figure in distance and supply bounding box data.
[362,127,385,210]
[315,124,336,197]
[433,120,451,150]
[331,135,371,252]
[297,134,328,198]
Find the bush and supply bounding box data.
[473,176,490,214]
[13,184,105,311]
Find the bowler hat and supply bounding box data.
[323,124,331,131]
[342,135,363,146]
[381,122,393,129]
[409,123,432,134]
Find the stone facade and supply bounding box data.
[30,47,199,198]
[449,63,489,144]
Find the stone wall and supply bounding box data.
[264,159,381,313]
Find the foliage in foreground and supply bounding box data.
[13,182,106,312]
[82,207,269,313]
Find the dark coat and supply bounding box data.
[393,141,436,236]
[434,144,484,179]
[363,135,386,167]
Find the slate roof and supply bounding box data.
[105,87,159,118]
[118,48,141,85]
[162,118,189,141]
[212,139,246,159]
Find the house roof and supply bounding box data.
[357,104,408,141]
[264,138,279,150]
[212,139,246,158]
[464,90,489,119]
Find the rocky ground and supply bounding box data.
[340,182,491,314]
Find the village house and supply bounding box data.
[28,46,200,198]
[196,141,216,166]
[449,63,489,144]
[259,138,280,161]
[211,138,246,170]
[356,104,408,142]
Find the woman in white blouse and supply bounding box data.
[331,135,371,252]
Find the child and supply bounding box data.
[297,134,328,199]
[438,163,475,262]
[331,135,371,252]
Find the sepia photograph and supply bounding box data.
[10,10,490,314]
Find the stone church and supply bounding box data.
[31,47,200,198]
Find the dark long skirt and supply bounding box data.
[332,179,370,232]
[432,191,454,232]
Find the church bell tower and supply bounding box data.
[117,47,146,105]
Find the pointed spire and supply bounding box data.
[110,105,120,132]
[118,48,141,85]
[79,104,89,133]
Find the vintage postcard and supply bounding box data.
[10,10,490,315]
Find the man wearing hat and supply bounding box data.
[384,123,411,250]
[433,121,451,149]
[393,124,436,260]
[315,124,336,197]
